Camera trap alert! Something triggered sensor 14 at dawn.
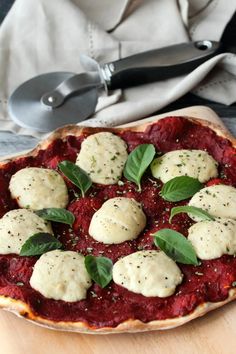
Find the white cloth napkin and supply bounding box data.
[0,0,235,137]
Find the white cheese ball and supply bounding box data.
[76,132,128,185]
[0,209,52,255]
[151,149,218,183]
[113,250,183,297]
[30,250,92,302]
[89,197,146,244]
[9,167,69,210]
[188,219,236,260]
[189,184,236,221]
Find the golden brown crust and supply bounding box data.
[1,290,236,333]
[1,115,236,165]
[1,115,236,333]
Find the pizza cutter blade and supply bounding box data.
[8,40,220,133]
[8,72,100,132]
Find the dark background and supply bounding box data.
[0,0,13,23]
[0,0,235,118]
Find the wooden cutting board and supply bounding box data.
[1,106,235,354]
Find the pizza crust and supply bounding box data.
[1,290,236,333]
[1,115,236,333]
[1,116,235,167]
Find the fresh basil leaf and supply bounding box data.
[169,205,215,223]
[36,208,75,226]
[58,160,92,197]
[84,255,113,288]
[160,176,203,202]
[20,233,62,256]
[153,228,199,265]
[123,144,156,191]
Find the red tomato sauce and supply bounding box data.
[0,117,236,328]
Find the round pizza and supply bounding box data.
[0,116,236,333]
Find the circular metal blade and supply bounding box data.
[8,72,98,133]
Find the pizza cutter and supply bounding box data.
[8,40,221,132]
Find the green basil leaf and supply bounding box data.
[169,205,215,223]
[84,255,113,288]
[36,208,75,226]
[58,160,92,197]
[20,233,62,256]
[160,176,203,202]
[123,144,156,191]
[153,228,199,265]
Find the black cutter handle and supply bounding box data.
[101,40,221,90]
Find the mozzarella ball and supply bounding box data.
[76,132,128,184]
[113,250,183,297]
[0,209,52,254]
[189,184,236,221]
[188,219,236,260]
[9,167,68,210]
[151,149,218,183]
[30,250,92,302]
[89,197,146,244]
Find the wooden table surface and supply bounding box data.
[0,302,236,354]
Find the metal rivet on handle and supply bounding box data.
[47,96,56,103]
[195,40,213,51]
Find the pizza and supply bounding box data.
[0,115,236,334]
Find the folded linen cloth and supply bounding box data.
[0,0,235,137]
